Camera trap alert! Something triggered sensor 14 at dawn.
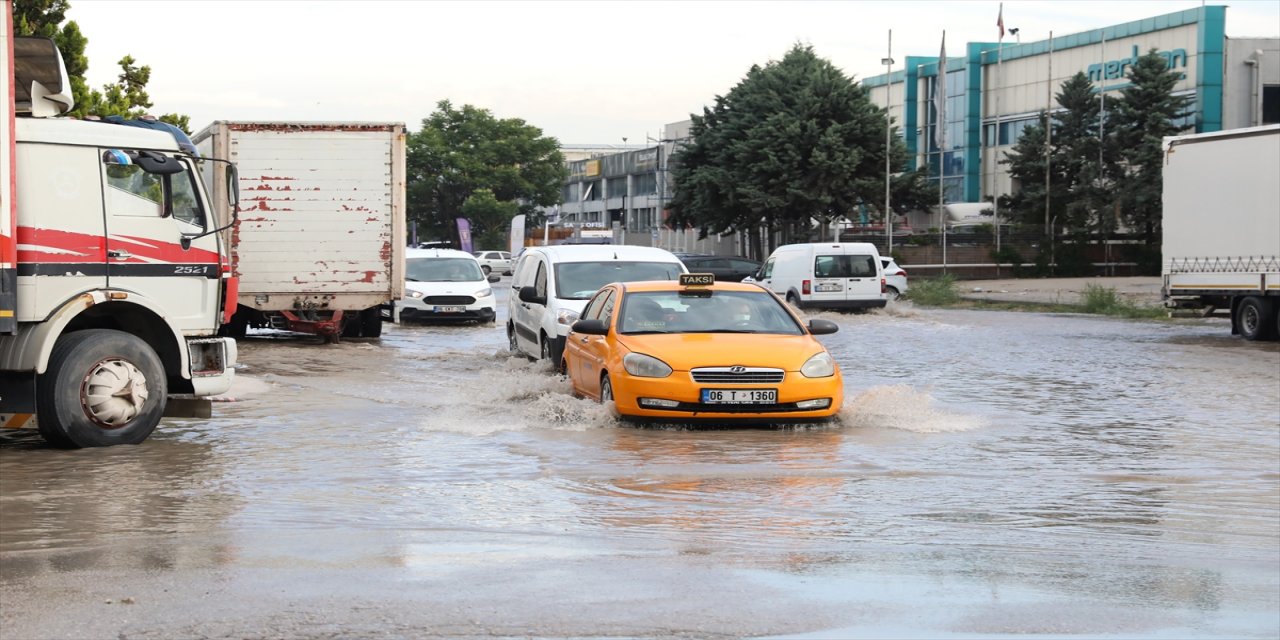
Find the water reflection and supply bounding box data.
[0,433,240,577]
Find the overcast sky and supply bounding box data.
[65,0,1279,144]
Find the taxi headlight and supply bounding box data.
[623,353,672,378]
[800,352,835,378]
[406,290,425,299]
[474,287,492,298]
[556,309,580,326]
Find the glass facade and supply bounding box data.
[925,68,967,203]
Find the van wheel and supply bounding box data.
[36,329,166,448]
[786,292,799,307]
[507,324,522,355]
[885,286,901,301]
[1237,297,1273,341]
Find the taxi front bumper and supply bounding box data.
[610,369,843,422]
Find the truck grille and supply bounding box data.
[423,295,476,305]
[691,367,785,384]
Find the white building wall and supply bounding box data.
[1224,38,1280,129]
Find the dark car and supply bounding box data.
[675,254,763,282]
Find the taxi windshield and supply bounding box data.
[554,261,683,299]
[618,290,803,335]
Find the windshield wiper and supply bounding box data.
[700,329,759,333]
[623,330,676,335]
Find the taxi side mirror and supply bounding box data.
[571,319,609,335]
[808,319,839,335]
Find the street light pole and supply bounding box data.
[882,29,894,256]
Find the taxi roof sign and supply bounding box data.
[679,273,715,287]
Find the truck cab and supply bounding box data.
[1,16,239,447]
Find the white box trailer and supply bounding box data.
[192,122,405,341]
[1161,125,1280,340]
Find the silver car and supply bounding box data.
[881,257,909,300]
[472,250,513,276]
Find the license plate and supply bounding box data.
[701,388,777,404]
[815,283,842,292]
[433,306,465,313]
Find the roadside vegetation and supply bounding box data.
[905,277,1167,319]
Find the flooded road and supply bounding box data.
[2,287,1278,639]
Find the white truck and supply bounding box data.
[1162,125,1280,341]
[1,4,239,447]
[192,122,406,342]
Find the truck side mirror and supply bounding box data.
[226,164,239,208]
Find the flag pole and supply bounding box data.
[994,3,1004,271]
[937,31,948,274]
[885,28,893,257]
[1045,30,1053,238]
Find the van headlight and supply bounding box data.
[474,287,492,297]
[406,290,425,299]
[556,309,580,326]
[623,353,672,378]
[800,352,835,378]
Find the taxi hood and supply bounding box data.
[616,333,826,372]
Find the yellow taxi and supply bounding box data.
[562,274,843,423]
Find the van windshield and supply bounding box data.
[554,261,683,299]
[406,258,484,282]
[814,254,877,278]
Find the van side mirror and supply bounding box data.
[518,286,546,305]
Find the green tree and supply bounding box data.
[460,189,520,250]
[1110,49,1193,251]
[13,0,191,131]
[406,100,566,245]
[668,44,910,256]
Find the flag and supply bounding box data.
[997,3,1005,40]
[934,31,947,151]
[456,217,473,253]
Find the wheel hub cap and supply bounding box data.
[82,359,148,428]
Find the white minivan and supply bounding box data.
[507,245,686,368]
[755,242,886,311]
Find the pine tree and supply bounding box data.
[1111,49,1194,249]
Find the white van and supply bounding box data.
[755,243,886,311]
[507,245,686,368]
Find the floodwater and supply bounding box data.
[2,287,1278,639]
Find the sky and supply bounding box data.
[65,0,1280,145]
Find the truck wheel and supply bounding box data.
[360,306,383,338]
[36,329,166,448]
[1237,297,1273,341]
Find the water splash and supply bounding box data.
[838,384,986,433]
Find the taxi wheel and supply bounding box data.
[599,374,614,403]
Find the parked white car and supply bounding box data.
[473,250,513,276]
[881,257,909,300]
[392,249,500,323]
[507,245,686,369]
